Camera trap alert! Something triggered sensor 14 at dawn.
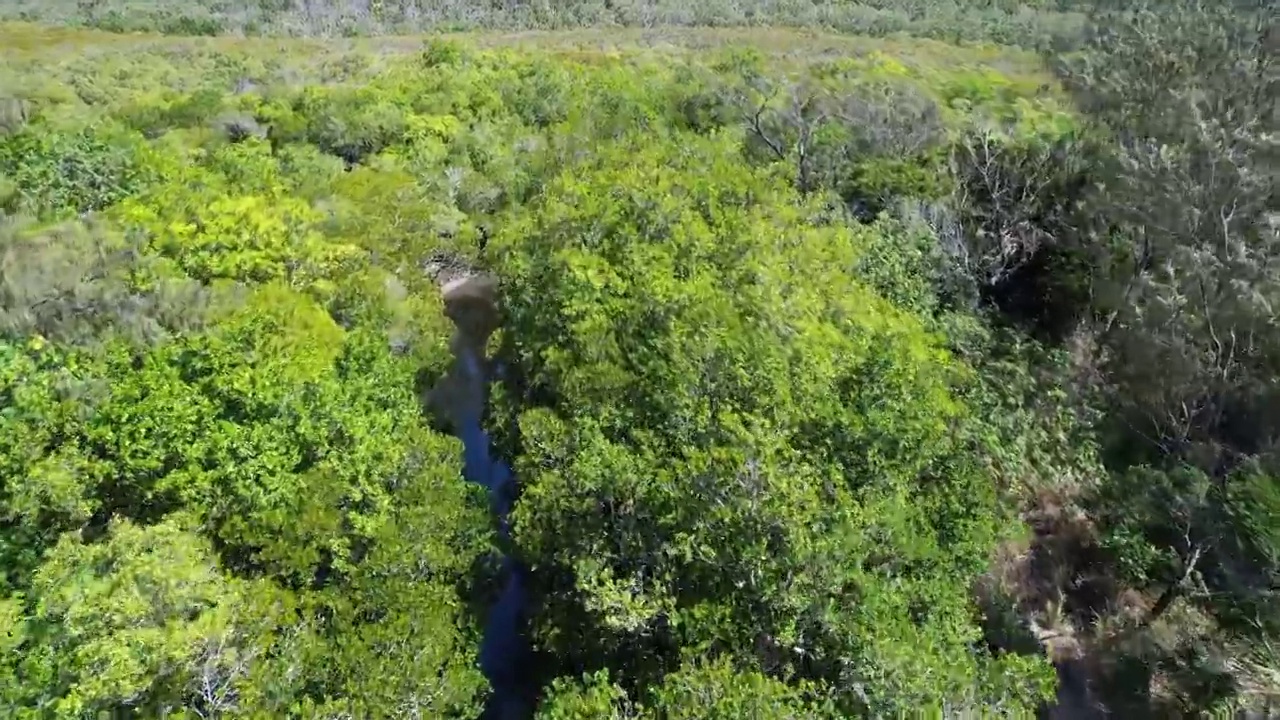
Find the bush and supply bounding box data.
[0,125,151,219]
[488,134,1054,714]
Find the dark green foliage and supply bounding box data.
[263,86,411,165]
[0,126,151,218]
[947,128,1095,338]
[1011,0,1280,712]
[119,87,227,138]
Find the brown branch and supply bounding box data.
[1146,542,1205,626]
[746,91,786,162]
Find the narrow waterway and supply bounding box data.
[428,269,533,720]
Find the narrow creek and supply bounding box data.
[428,269,533,720]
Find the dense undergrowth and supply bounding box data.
[0,0,1086,48]
[0,0,1276,716]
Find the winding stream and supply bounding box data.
[429,271,533,720]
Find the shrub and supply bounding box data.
[0,125,151,219]
[489,134,1053,714]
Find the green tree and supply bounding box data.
[1,516,278,717]
[0,241,493,715]
[489,133,1054,714]
[537,657,841,719]
[0,124,152,220]
[1049,0,1280,711]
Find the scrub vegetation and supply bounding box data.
[0,0,1275,717]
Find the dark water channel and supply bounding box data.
[431,271,533,720]
[458,384,532,720]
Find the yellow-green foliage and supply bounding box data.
[490,132,1051,714]
[0,21,1072,717]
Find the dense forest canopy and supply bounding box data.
[0,0,1276,716]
